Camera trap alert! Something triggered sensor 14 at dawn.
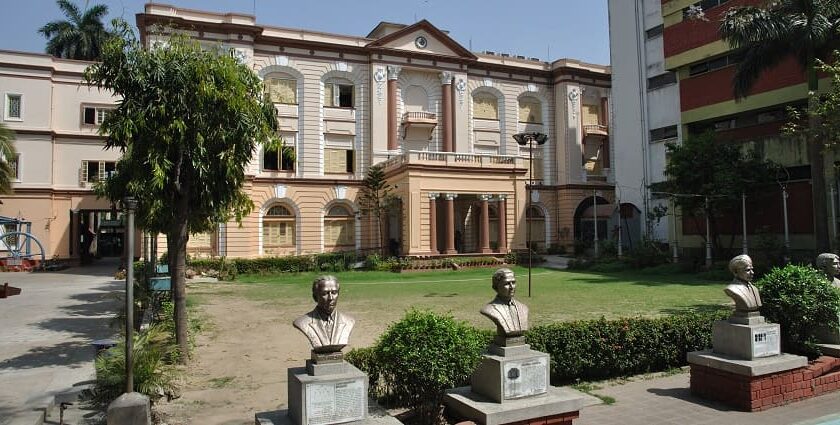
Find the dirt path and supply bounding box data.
[156,283,384,425]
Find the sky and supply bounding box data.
[0,0,611,65]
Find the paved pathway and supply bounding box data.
[0,260,122,425]
[577,371,840,425]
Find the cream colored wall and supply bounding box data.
[383,31,460,57]
[0,73,52,130]
[52,139,121,190]
[369,62,390,164]
[12,134,52,188]
[50,82,115,134]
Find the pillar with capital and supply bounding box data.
[387,65,402,151]
[479,194,492,254]
[429,192,439,255]
[497,194,507,253]
[444,193,457,254]
[440,71,454,152]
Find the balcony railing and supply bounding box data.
[583,124,609,138]
[381,150,523,172]
[402,111,437,123]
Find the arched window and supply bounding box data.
[473,93,499,120]
[526,206,546,250]
[264,74,297,104]
[325,205,354,248]
[518,97,542,124]
[263,204,295,254]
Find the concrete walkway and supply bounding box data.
[0,259,122,425]
[577,371,840,425]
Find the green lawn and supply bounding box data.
[230,266,731,330]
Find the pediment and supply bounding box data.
[366,20,477,60]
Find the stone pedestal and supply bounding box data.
[712,316,780,360]
[107,392,151,425]
[471,344,549,403]
[288,361,368,425]
[444,343,596,425]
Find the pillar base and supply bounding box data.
[444,249,458,254]
[481,248,494,254]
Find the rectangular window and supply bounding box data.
[518,100,542,123]
[83,106,112,125]
[5,94,21,120]
[10,154,19,180]
[647,72,677,90]
[325,220,353,246]
[80,160,117,183]
[645,24,663,39]
[324,83,354,108]
[688,62,709,76]
[265,78,297,104]
[263,146,295,171]
[581,104,601,126]
[650,125,678,142]
[324,148,354,174]
[473,95,499,120]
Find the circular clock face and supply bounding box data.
[415,36,428,49]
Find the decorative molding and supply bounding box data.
[334,185,347,200]
[439,71,454,85]
[483,78,493,87]
[531,191,540,203]
[444,193,458,201]
[374,67,386,105]
[387,65,402,80]
[479,194,491,201]
[527,83,537,93]
[568,88,580,120]
[273,184,287,199]
[336,61,348,72]
[428,192,440,200]
[496,194,507,201]
[275,55,289,66]
[456,78,466,109]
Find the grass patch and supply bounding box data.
[572,382,615,405]
[208,376,235,388]
[227,266,730,329]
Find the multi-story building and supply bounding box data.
[608,0,680,249]
[610,0,833,257]
[0,3,616,262]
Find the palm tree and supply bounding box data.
[720,1,840,252]
[38,0,111,61]
[0,124,17,195]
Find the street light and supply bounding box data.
[122,197,137,393]
[776,168,791,264]
[513,131,547,298]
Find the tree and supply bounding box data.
[84,24,279,360]
[359,164,396,256]
[38,0,113,61]
[655,132,778,254]
[720,0,840,252]
[0,123,17,195]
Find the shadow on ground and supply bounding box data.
[647,386,736,412]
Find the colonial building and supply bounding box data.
[0,3,615,262]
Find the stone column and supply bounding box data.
[497,195,507,253]
[479,194,492,254]
[444,193,457,254]
[440,72,454,152]
[387,66,402,151]
[429,192,439,255]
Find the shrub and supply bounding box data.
[85,325,180,406]
[623,239,668,269]
[756,264,840,356]
[526,310,728,383]
[350,310,489,424]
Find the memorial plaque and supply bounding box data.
[503,356,547,399]
[752,325,780,358]
[305,378,365,425]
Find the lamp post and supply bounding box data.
[122,197,137,393]
[776,168,791,264]
[513,132,547,298]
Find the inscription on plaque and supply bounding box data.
[305,378,365,425]
[503,356,547,399]
[752,325,780,358]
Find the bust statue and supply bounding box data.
[817,253,840,288]
[480,268,529,337]
[724,254,762,313]
[293,275,355,353]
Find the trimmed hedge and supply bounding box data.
[188,251,365,276]
[526,310,729,383]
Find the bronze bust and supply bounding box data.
[480,268,529,337]
[293,275,355,353]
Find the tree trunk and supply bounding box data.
[169,194,191,363]
[808,54,830,252]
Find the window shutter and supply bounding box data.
[83,107,96,125]
[345,150,354,173]
[324,83,334,107]
[80,160,88,183]
[98,161,106,181]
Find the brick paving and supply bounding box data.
[576,371,840,425]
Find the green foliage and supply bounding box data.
[188,252,365,276]
[756,265,840,355]
[85,325,180,406]
[785,55,840,152]
[623,239,668,269]
[348,310,489,423]
[0,123,16,195]
[526,310,728,383]
[359,164,397,255]
[657,131,778,252]
[38,0,114,60]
